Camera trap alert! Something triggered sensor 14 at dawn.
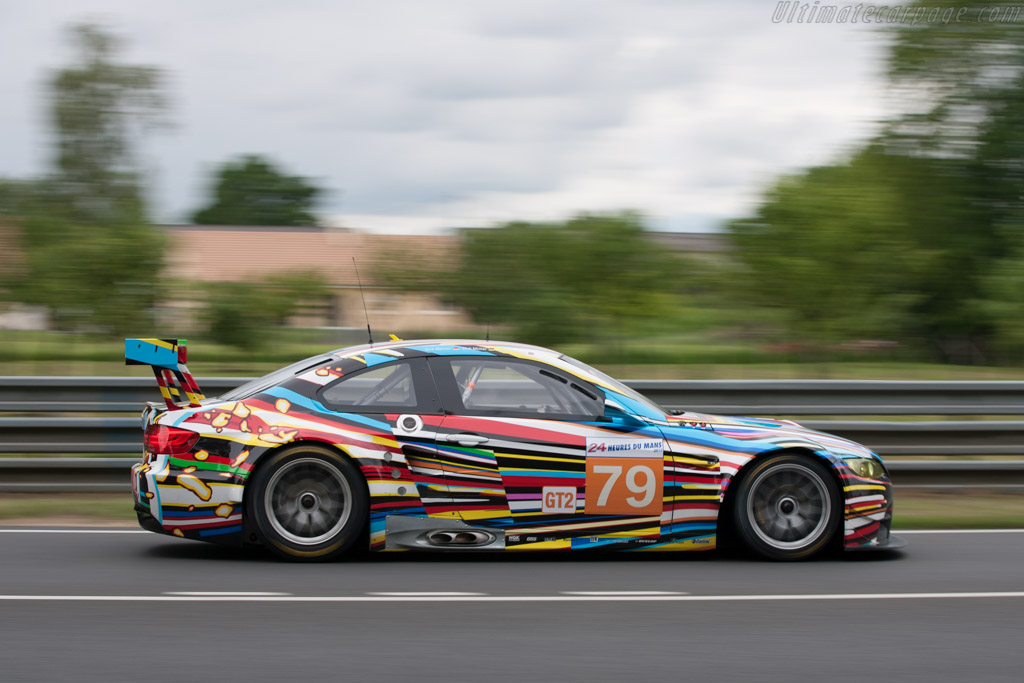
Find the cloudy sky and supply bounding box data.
[0,1,889,233]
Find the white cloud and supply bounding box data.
[0,0,888,231]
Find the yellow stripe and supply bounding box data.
[600,526,660,538]
[637,537,717,552]
[507,539,571,551]
[456,510,508,521]
[844,484,887,492]
[670,455,718,467]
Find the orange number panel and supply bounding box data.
[585,457,664,516]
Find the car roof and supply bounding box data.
[329,339,563,363]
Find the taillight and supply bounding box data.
[144,424,199,455]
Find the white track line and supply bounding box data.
[368,592,486,597]
[561,591,688,596]
[163,591,291,597]
[1,591,1024,603]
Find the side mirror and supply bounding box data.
[604,399,645,425]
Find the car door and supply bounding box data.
[426,355,670,549]
[315,357,456,518]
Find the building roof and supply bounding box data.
[162,225,459,286]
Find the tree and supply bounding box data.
[49,23,167,225]
[728,2,1024,360]
[192,156,321,226]
[728,150,931,346]
[881,1,1024,353]
[200,270,332,348]
[4,23,168,335]
[384,213,685,345]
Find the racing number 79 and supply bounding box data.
[585,458,664,516]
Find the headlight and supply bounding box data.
[847,457,886,479]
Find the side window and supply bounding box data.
[320,361,424,411]
[433,358,604,420]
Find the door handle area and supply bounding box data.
[443,433,490,447]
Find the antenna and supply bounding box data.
[351,257,373,345]
[486,322,490,342]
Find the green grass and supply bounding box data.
[0,494,136,523]
[6,328,1024,379]
[892,490,1024,529]
[2,491,1023,529]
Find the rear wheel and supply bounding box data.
[733,452,840,561]
[249,444,367,561]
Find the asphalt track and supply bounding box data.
[1,529,1023,682]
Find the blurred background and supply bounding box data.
[3,7,1024,680]
[0,0,1022,382]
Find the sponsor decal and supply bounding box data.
[542,486,577,514]
[585,437,665,458]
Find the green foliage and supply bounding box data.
[980,246,1024,352]
[729,5,1024,360]
[728,150,929,344]
[200,270,332,348]
[192,156,321,226]
[2,23,167,335]
[384,213,687,345]
[48,23,167,225]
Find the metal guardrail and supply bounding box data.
[1,377,1023,491]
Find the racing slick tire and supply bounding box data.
[249,444,368,561]
[732,451,841,561]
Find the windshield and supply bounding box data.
[219,355,333,401]
[558,355,667,417]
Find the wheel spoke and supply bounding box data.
[746,461,833,553]
[264,457,354,546]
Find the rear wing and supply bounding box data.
[125,338,206,409]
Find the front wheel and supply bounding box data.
[249,444,368,561]
[732,452,841,561]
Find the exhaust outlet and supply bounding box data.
[428,532,456,544]
[426,530,495,546]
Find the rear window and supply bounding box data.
[219,355,333,401]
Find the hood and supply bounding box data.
[663,411,877,459]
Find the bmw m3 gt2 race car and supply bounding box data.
[127,338,903,561]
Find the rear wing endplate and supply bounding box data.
[125,338,205,409]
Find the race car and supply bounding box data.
[127,338,902,561]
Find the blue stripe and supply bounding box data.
[163,508,236,519]
[263,387,393,431]
[198,525,242,537]
[406,345,495,356]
